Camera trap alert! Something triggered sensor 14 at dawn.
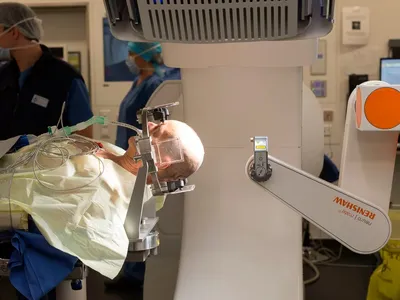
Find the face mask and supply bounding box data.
[126,58,139,75]
[0,48,10,60]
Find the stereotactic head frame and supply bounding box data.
[133,102,194,195]
[153,137,184,167]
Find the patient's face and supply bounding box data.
[126,122,172,177]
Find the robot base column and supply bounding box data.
[161,40,317,300]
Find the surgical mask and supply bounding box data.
[126,58,139,75]
[0,48,10,60]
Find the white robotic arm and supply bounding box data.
[246,81,400,256]
[246,136,391,254]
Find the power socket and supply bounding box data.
[324,124,332,136]
[323,110,334,122]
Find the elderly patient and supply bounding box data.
[0,119,204,281]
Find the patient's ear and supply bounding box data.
[126,137,137,158]
[157,155,172,169]
[148,122,157,132]
[157,161,171,170]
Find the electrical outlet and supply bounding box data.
[323,110,334,122]
[324,124,332,136]
[99,109,110,117]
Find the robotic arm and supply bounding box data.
[247,82,400,255]
[247,136,391,254]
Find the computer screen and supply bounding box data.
[380,58,400,84]
[48,47,65,60]
[381,58,400,146]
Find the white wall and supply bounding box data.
[334,0,400,211]
[303,30,341,166]
[305,0,400,168]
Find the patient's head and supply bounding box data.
[126,120,204,182]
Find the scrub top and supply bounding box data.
[19,67,93,126]
[116,75,163,150]
[104,60,137,82]
[165,68,181,80]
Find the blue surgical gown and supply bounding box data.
[19,68,93,126]
[116,75,164,150]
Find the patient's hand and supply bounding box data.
[95,149,119,162]
[96,138,141,175]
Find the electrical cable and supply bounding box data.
[0,101,147,194]
[303,257,320,285]
[0,103,153,248]
[302,220,345,286]
[302,242,343,286]
[0,102,105,194]
[32,135,104,192]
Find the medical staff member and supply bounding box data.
[0,2,93,140]
[116,41,171,149]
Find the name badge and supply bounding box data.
[31,94,49,108]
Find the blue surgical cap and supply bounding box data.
[127,42,162,62]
